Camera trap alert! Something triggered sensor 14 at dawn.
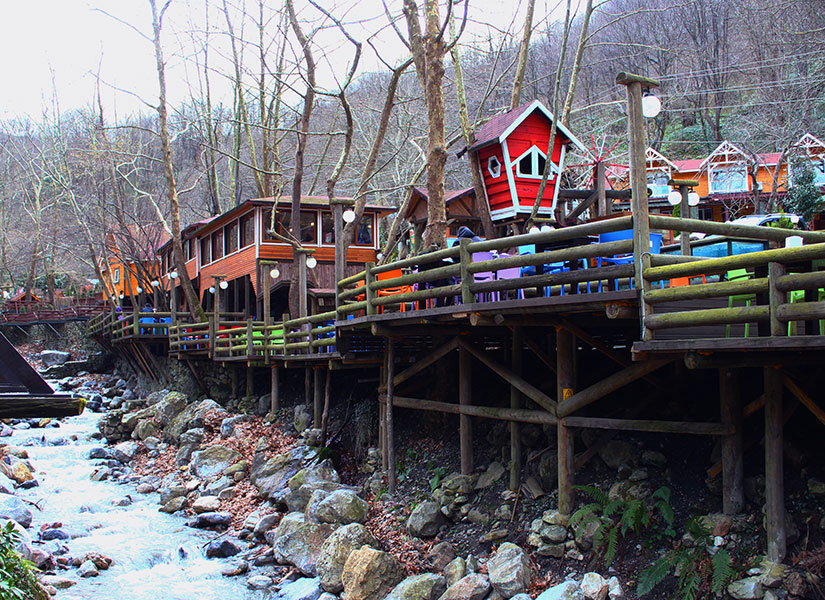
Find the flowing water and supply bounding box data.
[10,410,269,600]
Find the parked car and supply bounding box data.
[729,213,807,230]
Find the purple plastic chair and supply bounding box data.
[471,252,496,303]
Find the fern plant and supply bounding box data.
[0,522,48,600]
[636,517,736,600]
[570,485,675,567]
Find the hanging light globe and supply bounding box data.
[219,280,229,290]
[688,191,700,206]
[170,270,178,280]
[540,225,552,233]
[667,190,682,206]
[306,256,318,269]
[528,226,540,234]
[209,286,215,294]
[271,268,280,279]
[642,92,662,118]
[342,209,356,223]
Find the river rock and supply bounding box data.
[77,560,99,577]
[254,513,282,537]
[89,447,111,460]
[386,574,447,600]
[428,541,455,572]
[40,575,76,589]
[407,501,444,538]
[221,415,252,438]
[41,350,70,367]
[247,575,274,590]
[154,391,189,426]
[165,399,224,443]
[74,552,113,570]
[159,497,187,514]
[580,573,608,600]
[206,539,242,558]
[307,489,369,525]
[536,581,583,600]
[112,441,138,463]
[190,445,241,479]
[439,573,491,600]
[294,405,312,433]
[598,440,638,469]
[444,557,466,586]
[41,528,70,541]
[269,512,335,576]
[192,495,221,514]
[0,493,32,528]
[274,576,324,600]
[487,542,532,598]
[133,420,160,441]
[341,546,406,600]
[188,511,233,529]
[251,446,318,502]
[9,462,34,484]
[475,461,505,489]
[727,577,763,600]
[317,523,378,593]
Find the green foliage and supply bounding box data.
[396,447,420,483]
[785,159,824,222]
[636,517,737,600]
[429,465,447,492]
[570,485,675,568]
[0,522,48,600]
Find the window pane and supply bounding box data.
[536,154,546,176]
[201,237,211,264]
[519,154,533,175]
[813,160,825,186]
[647,171,670,197]
[240,213,255,247]
[300,211,317,244]
[321,212,335,245]
[355,215,373,246]
[212,230,224,260]
[711,166,747,192]
[225,221,238,254]
[262,208,291,241]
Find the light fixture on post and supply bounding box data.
[219,280,229,290]
[540,225,552,233]
[667,190,682,206]
[641,89,662,118]
[209,286,216,294]
[306,256,318,269]
[150,280,160,288]
[270,268,280,279]
[342,209,356,224]
[528,225,540,234]
[170,270,178,280]
[136,286,143,294]
[688,190,700,206]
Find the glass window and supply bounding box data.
[516,146,551,179]
[225,221,238,254]
[263,208,317,244]
[487,155,501,178]
[354,215,374,246]
[240,213,255,247]
[200,236,211,264]
[212,229,224,261]
[113,268,120,284]
[647,170,670,197]
[262,207,288,241]
[813,159,825,187]
[188,239,195,261]
[321,212,335,245]
[710,165,748,193]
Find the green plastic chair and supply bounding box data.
[726,268,755,338]
[787,259,825,335]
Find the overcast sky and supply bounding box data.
[0,0,566,122]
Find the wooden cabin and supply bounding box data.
[158,197,394,319]
[403,187,481,247]
[465,99,587,224]
[99,225,169,307]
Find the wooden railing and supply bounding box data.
[0,304,104,325]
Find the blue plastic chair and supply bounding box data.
[596,230,662,291]
[519,243,571,296]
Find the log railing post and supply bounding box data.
[365,262,377,316]
[509,327,522,490]
[764,366,786,562]
[557,327,576,516]
[386,339,397,493]
[768,261,787,337]
[459,238,474,305]
[720,368,744,514]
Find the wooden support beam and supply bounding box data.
[270,366,279,413]
[459,345,473,476]
[510,327,522,491]
[386,339,397,493]
[557,359,670,418]
[561,416,728,435]
[246,365,254,400]
[764,366,786,562]
[378,337,460,393]
[457,339,557,413]
[557,327,576,516]
[720,368,744,515]
[379,365,387,471]
[782,375,825,428]
[524,336,556,374]
[304,367,311,409]
[313,367,323,429]
[377,395,556,424]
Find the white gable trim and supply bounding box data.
[795,133,825,155]
[699,140,751,170]
[497,99,588,153]
[645,147,678,171]
[501,139,520,213]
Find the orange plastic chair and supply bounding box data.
[669,274,707,288]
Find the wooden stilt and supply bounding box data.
[557,327,576,516]
[246,366,254,400]
[510,327,522,490]
[379,364,387,470]
[720,368,744,514]
[270,366,279,413]
[304,367,311,407]
[321,367,331,445]
[231,367,239,398]
[313,367,323,430]
[764,366,786,562]
[459,345,473,475]
[386,339,397,493]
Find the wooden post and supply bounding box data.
[386,339,397,493]
[365,262,376,316]
[246,365,254,399]
[764,366,786,562]
[557,327,576,516]
[459,345,473,476]
[170,280,178,326]
[617,72,658,340]
[596,162,608,217]
[270,366,279,413]
[313,366,323,429]
[720,368,744,515]
[679,186,691,256]
[304,366,311,408]
[509,327,522,491]
[297,251,308,319]
[331,199,353,312]
[768,262,787,337]
[263,264,272,363]
[379,364,387,471]
[459,239,474,305]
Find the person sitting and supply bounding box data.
[142,301,154,313]
[451,226,482,246]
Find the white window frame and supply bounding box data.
[487,155,501,178]
[709,164,748,193]
[647,169,671,198]
[514,145,557,180]
[113,268,120,284]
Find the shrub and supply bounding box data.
[0,522,48,600]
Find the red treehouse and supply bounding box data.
[466,99,587,226]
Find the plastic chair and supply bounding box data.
[471,252,496,302]
[596,230,662,291]
[726,268,754,338]
[495,266,523,301]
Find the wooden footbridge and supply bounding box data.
[85,211,825,563]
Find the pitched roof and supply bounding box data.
[404,187,476,220]
[468,100,587,153]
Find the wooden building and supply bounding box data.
[99,225,170,307]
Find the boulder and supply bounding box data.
[536,581,583,600]
[580,573,608,600]
[475,462,505,489]
[190,445,241,480]
[165,399,224,443]
[0,493,33,528]
[154,391,189,426]
[274,577,324,600]
[407,502,444,538]
[205,539,242,558]
[443,557,466,587]
[77,560,99,577]
[251,446,318,502]
[133,420,160,441]
[159,497,187,514]
[112,441,138,463]
[9,462,33,484]
[487,543,532,598]
[221,415,252,438]
[247,575,274,590]
[341,546,406,600]
[386,574,447,600]
[187,512,233,529]
[191,496,221,514]
[317,523,378,593]
[294,405,312,433]
[438,573,491,600]
[268,512,335,576]
[427,541,455,572]
[41,350,70,367]
[145,390,169,406]
[307,489,369,525]
[40,575,76,590]
[254,513,283,537]
[598,441,638,470]
[727,577,763,600]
